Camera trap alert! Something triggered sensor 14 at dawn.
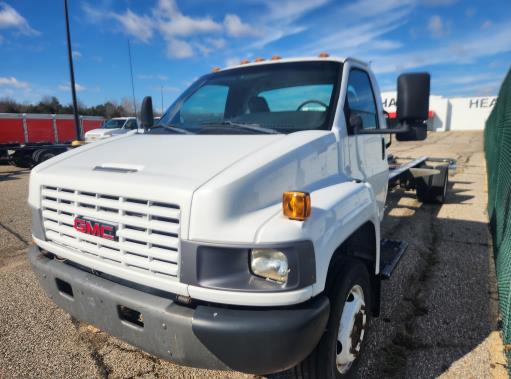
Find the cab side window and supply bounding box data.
[346,69,379,130]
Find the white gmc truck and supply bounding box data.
[28,56,451,378]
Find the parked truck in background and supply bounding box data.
[0,113,103,167]
[28,55,452,378]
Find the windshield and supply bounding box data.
[102,119,126,129]
[155,61,341,135]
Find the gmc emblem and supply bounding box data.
[74,217,117,241]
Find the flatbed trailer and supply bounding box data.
[0,113,103,167]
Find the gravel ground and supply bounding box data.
[0,131,506,378]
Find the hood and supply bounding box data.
[29,131,339,241]
[29,134,286,212]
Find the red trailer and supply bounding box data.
[0,113,103,167]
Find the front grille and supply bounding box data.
[40,186,181,281]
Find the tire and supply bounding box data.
[271,259,372,379]
[416,165,448,204]
[39,152,56,163]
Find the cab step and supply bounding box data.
[379,239,408,280]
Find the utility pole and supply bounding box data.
[128,40,137,116]
[64,0,81,140]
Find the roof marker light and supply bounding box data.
[240,59,250,64]
[270,55,281,60]
[211,67,221,72]
[255,57,265,62]
[319,52,330,58]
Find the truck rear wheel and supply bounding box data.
[416,164,448,204]
[271,260,371,379]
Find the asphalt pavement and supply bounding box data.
[0,131,506,378]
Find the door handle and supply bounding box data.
[381,138,385,160]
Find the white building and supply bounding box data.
[382,92,496,131]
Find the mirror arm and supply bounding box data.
[354,121,411,135]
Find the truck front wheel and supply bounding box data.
[272,260,371,379]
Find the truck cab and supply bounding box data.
[84,116,138,142]
[28,56,432,378]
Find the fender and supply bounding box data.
[256,180,380,298]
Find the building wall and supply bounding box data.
[449,97,497,131]
[381,92,496,131]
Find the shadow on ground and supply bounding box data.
[356,180,494,378]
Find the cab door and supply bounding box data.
[345,68,388,218]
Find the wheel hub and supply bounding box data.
[336,285,366,374]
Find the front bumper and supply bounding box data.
[29,245,330,375]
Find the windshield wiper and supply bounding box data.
[150,124,193,134]
[200,120,279,134]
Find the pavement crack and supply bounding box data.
[0,221,29,246]
[70,318,111,378]
[380,206,441,377]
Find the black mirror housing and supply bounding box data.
[140,96,154,129]
[396,121,427,141]
[397,73,430,122]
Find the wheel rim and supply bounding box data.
[336,284,366,374]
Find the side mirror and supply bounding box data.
[140,96,154,130]
[396,73,430,141]
[396,73,430,122]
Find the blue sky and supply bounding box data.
[0,0,510,109]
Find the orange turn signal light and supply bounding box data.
[283,192,311,221]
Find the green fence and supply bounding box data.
[485,68,511,360]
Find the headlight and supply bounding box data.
[250,249,289,283]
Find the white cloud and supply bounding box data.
[82,3,153,42]
[224,14,258,37]
[0,3,39,35]
[158,85,180,93]
[112,9,153,42]
[82,0,227,58]
[225,57,240,67]
[207,37,226,49]
[247,0,330,48]
[428,15,446,38]
[155,0,221,37]
[139,74,168,81]
[342,0,415,18]
[58,83,86,92]
[82,2,104,23]
[295,4,412,56]
[422,0,457,5]
[0,76,29,88]
[265,0,329,22]
[166,38,194,58]
[481,20,493,30]
[374,39,403,50]
[369,21,511,74]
